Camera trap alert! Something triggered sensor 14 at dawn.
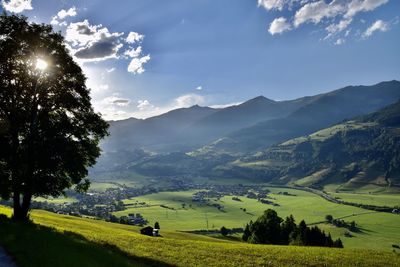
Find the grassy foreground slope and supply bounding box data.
[1,206,400,267]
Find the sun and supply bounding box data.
[36,58,48,70]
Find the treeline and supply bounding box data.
[242,209,343,248]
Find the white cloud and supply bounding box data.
[294,0,388,28]
[196,86,203,90]
[103,94,131,107]
[335,38,345,45]
[326,18,353,34]
[57,6,77,19]
[137,100,154,110]
[126,32,144,44]
[1,0,32,13]
[124,46,142,58]
[345,0,389,18]
[127,54,151,74]
[64,19,149,73]
[261,0,390,44]
[258,0,289,11]
[51,6,77,25]
[98,84,110,91]
[174,94,205,108]
[363,19,389,38]
[209,102,243,109]
[268,17,292,35]
[294,1,344,27]
[106,67,116,73]
[65,20,124,62]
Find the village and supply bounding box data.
[0,179,284,227]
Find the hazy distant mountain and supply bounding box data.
[101,105,218,152]
[101,94,314,154]
[185,95,317,142]
[222,99,400,189]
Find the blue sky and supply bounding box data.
[1,0,399,120]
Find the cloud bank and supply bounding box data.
[1,0,32,13]
[258,0,393,44]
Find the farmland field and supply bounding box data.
[114,187,400,251]
[328,191,400,207]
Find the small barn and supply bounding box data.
[153,228,160,236]
[140,226,153,236]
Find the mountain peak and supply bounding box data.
[243,95,276,105]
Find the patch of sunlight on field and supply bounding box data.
[113,187,400,251]
[34,196,77,204]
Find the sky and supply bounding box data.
[1,0,399,120]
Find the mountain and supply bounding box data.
[223,99,400,190]
[201,80,400,154]
[101,105,218,153]
[101,94,316,155]
[186,95,316,141]
[94,80,400,176]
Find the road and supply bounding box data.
[0,247,16,267]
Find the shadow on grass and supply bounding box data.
[0,217,175,267]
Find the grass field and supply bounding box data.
[113,187,400,251]
[1,206,399,267]
[328,192,400,207]
[34,196,78,204]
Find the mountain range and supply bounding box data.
[92,80,400,190]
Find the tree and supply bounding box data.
[281,215,296,244]
[325,215,333,223]
[333,238,343,248]
[242,221,252,241]
[154,222,160,229]
[220,226,229,236]
[0,14,108,221]
[248,209,283,244]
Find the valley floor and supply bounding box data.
[113,186,400,251]
[1,206,400,267]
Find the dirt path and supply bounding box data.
[0,247,17,267]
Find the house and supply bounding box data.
[140,226,154,236]
[153,228,160,236]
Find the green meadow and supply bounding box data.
[114,187,400,251]
[329,191,400,207]
[1,206,399,267]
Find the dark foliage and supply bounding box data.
[243,209,343,248]
[220,226,229,236]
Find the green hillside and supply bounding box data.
[225,100,400,191]
[1,206,400,267]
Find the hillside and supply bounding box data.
[1,206,399,267]
[225,100,400,190]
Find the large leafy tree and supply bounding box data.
[0,14,108,220]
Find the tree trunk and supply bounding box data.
[12,190,31,221]
[12,190,23,220]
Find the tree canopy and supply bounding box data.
[0,14,108,220]
[242,209,343,248]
